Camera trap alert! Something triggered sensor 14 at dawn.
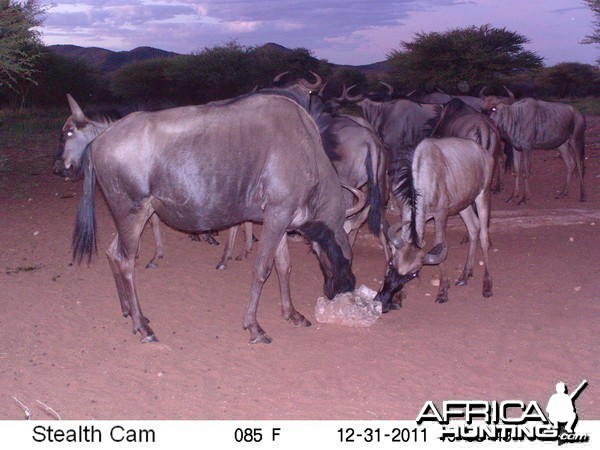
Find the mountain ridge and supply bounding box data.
[48,43,388,74]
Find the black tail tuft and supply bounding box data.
[365,150,382,235]
[503,140,515,174]
[72,145,97,265]
[389,144,420,246]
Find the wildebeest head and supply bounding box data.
[374,221,448,312]
[387,221,448,276]
[479,85,516,115]
[53,94,116,177]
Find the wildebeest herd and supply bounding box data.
[53,74,586,344]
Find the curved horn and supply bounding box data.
[67,93,86,122]
[272,71,290,84]
[387,220,410,248]
[317,80,329,97]
[299,71,323,90]
[503,85,515,99]
[423,242,448,265]
[478,86,488,99]
[343,185,367,217]
[342,84,364,102]
[331,84,350,103]
[379,81,394,97]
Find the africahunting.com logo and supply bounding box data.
[416,380,589,444]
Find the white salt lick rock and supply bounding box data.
[315,285,382,327]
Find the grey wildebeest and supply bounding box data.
[56,94,258,269]
[65,93,362,344]
[413,88,484,112]
[260,76,389,259]
[373,137,494,311]
[323,112,389,259]
[431,98,503,193]
[485,97,586,203]
[342,86,440,150]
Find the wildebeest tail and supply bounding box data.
[390,144,420,246]
[365,149,382,235]
[72,144,97,264]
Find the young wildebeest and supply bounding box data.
[66,93,361,344]
[374,137,494,311]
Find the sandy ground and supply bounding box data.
[0,115,598,421]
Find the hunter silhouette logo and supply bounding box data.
[546,380,589,444]
[416,379,590,443]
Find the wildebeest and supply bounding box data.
[66,93,362,344]
[342,86,440,149]
[374,137,494,310]
[431,98,503,193]
[56,94,256,269]
[414,88,484,112]
[324,113,390,259]
[486,97,586,203]
[262,76,389,258]
[479,85,516,112]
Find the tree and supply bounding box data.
[582,0,600,64]
[537,62,600,97]
[387,24,544,94]
[0,0,46,93]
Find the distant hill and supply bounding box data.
[48,45,178,73]
[48,43,388,76]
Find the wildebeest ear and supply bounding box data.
[423,242,448,265]
[67,93,86,122]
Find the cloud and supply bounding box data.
[41,0,598,65]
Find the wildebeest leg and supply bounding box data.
[106,235,131,318]
[475,191,492,297]
[433,217,450,304]
[456,206,479,286]
[236,222,254,261]
[105,212,157,342]
[572,141,587,202]
[555,142,575,199]
[378,226,391,261]
[490,153,503,194]
[242,219,289,344]
[274,235,311,327]
[507,148,521,203]
[145,213,164,269]
[215,225,239,270]
[518,148,532,205]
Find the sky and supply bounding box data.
[41,0,598,67]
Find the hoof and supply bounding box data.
[215,263,226,270]
[482,291,493,298]
[249,334,272,344]
[455,279,468,287]
[435,296,449,304]
[388,303,402,310]
[286,314,311,327]
[145,262,158,269]
[141,334,159,343]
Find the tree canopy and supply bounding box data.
[387,24,544,94]
[0,0,46,91]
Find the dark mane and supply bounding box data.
[389,144,420,246]
[254,87,339,161]
[424,103,444,138]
